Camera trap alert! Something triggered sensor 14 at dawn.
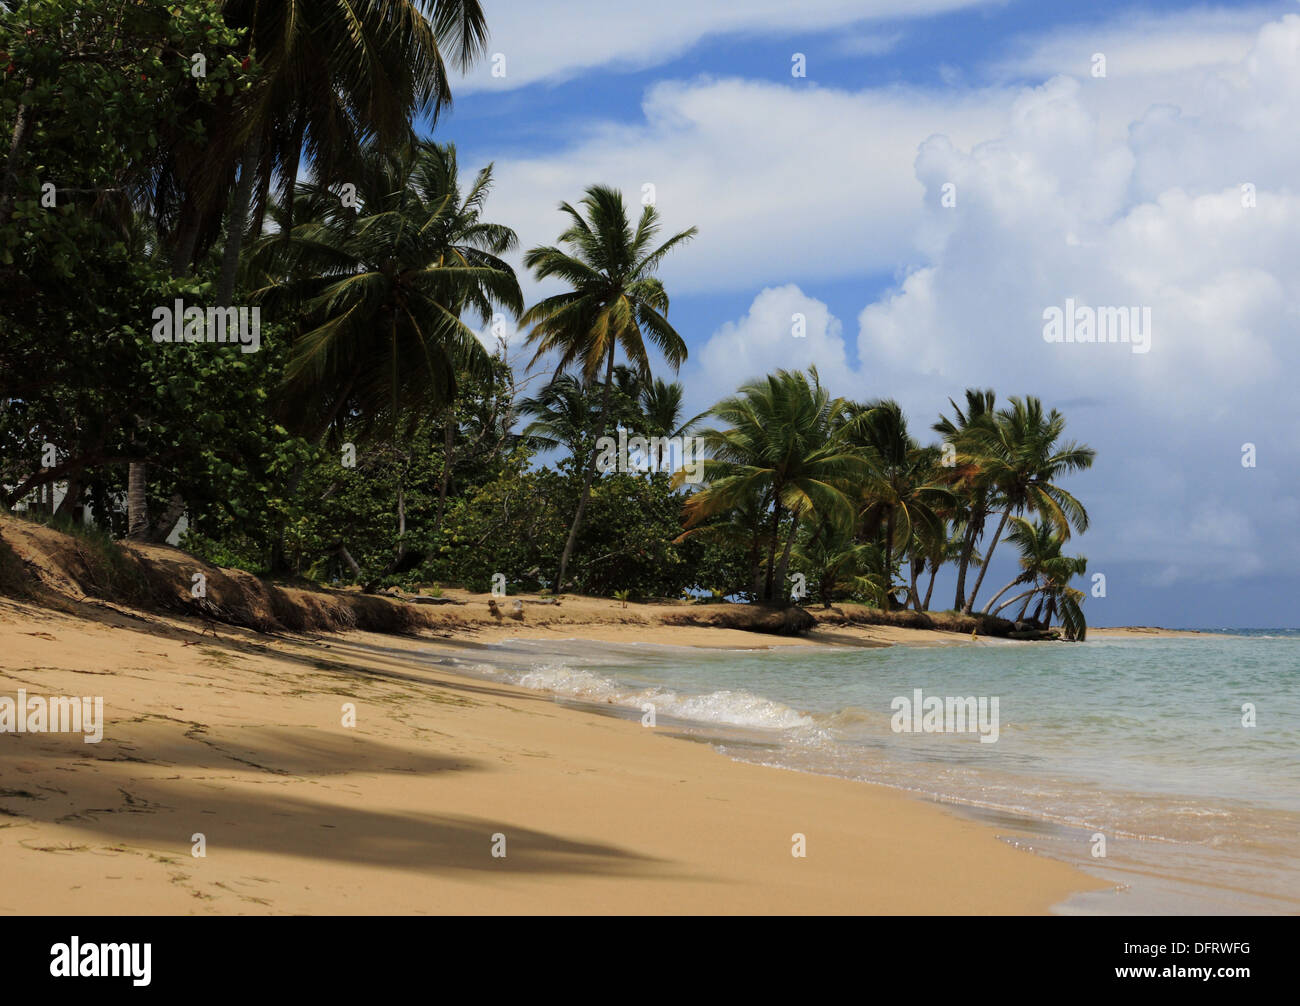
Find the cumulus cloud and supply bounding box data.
[669,12,1300,590]
[848,15,1300,585]
[480,76,1009,300]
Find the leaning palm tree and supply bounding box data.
[961,397,1095,613]
[986,519,1089,639]
[249,140,523,439]
[521,185,697,592]
[982,516,1063,616]
[680,368,869,602]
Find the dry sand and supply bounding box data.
[0,592,1108,915]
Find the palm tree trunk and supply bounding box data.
[909,557,924,611]
[882,512,895,610]
[963,510,1010,614]
[995,586,1040,616]
[982,575,1023,614]
[953,520,975,610]
[763,501,783,601]
[554,349,615,592]
[126,461,149,540]
[215,130,263,307]
[435,411,454,534]
[773,505,803,601]
[923,562,938,611]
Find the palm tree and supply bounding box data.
[521,185,697,592]
[982,517,1071,611]
[203,0,490,305]
[915,522,973,612]
[673,485,771,600]
[961,397,1096,613]
[845,401,950,610]
[640,378,708,473]
[250,140,523,439]
[518,374,602,461]
[793,519,884,608]
[680,369,868,602]
[933,388,997,611]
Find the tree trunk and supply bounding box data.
[773,505,802,601]
[53,475,84,520]
[982,574,1024,614]
[995,586,1040,617]
[554,349,615,593]
[393,482,406,565]
[126,462,149,540]
[923,562,938,611]
[0,77,36,226]
[963,510,1010,614]
[882,511,895,609]
[762,501,783,601]
[170,195,202,275]
[333,542,363,580]
[952,520,975,610]
[215,129,263,307]
[149,492,187,544]
[435,410,454,534]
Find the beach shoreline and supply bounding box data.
[0,594,1108,915]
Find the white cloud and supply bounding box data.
[481,76,1010,298]
[463,0,991,93]
[684,285,850,414]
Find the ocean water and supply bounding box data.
[418,630,1300,914]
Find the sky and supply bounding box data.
[422,0,1300,628]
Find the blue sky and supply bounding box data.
[420,0,1300,627]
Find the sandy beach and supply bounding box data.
[0,589,1111,915]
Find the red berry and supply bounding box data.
[140,73,147,81]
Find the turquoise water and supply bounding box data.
[423,631,1300,914]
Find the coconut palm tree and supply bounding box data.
[204,0,490,305]
[673,485,771,600]
[521,185,697,592]
[680,368,868,602]
[793,519,884,608]
[640,378,708,472]
[249,140,523,439]
[961,397,1095,613]
[845,400,950,610]
[983,517,1086,622]
[932,388,997,611]
[518,374,602,461]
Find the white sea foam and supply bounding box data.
[513,663,817,732]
